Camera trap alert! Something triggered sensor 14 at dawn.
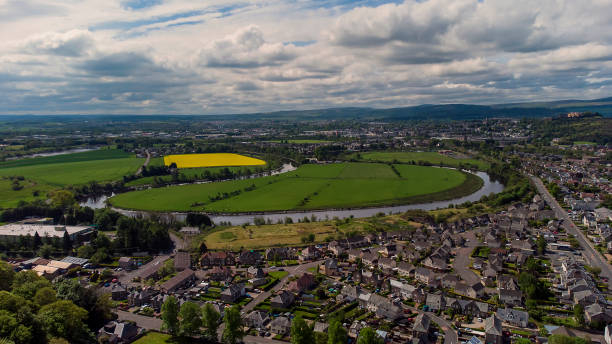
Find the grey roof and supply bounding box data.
[496,308,528,324]
[413,313,430,332]
[485,315,502,336]
[61,256,89,265]
[271,316,291,327]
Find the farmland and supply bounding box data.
[163,153,265,168]
[0,149,143,186]
[0,149,144,207]
[110,162,482,213]
[354,151,490,170]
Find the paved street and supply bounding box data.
[531,176,612,289]
[453,230,480,285]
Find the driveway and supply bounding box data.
[453,231,481,285]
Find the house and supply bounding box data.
[426,293,445,312]
[200,252,235,267]
[484,315,504,344]
[299,246,321,262]
[244,310,269,329]
[398,262,415,277]
[288,273,315,294]
[361,252,379,266]
[314,322,329,333]
[359,270,382,286]
[338,285,360,303]
[321,258,339,276]
[271,290,295,309]
[270,316,291,335]
[111,284,128,301]
[499,289,522,307]
[584,303,612,324]
[208,266,233,281]
[238,250,262,266]
[441,275,460,289]
[328,241,345,256]
[98,321,141,343]
[179,226,200,236]
[415,267,433,284]
[497,275,519,290]
[364,293,401,320]
[496,308,529,328]
[266,247,294,261]
[174,252,191,271]
[221,283,246,303]
[118,257,135,270]
[247,266,265,278]
[161,269,195,293]
[412,313,431,343]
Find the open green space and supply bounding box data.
[110,162,482,213]
[125,165,256,187]
[132,331,201,344]
[354,151,490,170]
[0,148,144,207]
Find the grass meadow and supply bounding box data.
[355,151,490,170]
[110,162,481,213]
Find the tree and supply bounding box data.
[327,320,347,344]
[0,261,15,291]
[574,304,585,326]
[161,296,180,336]
[62,231,72,253]
[11,270,52,300]
[37,300,93,343]
[34,287,57,307]
[222,306,244,344]
[49,190,76,210]
[357,327,383,344]
[179,301,202,336]
[33,232,42,250]
[536,236,547,255]
[291,316,314,344]
[37,244,54,259]
[202,303,221,339]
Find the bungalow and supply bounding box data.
[118,257,135,270]
[270,316,291,336]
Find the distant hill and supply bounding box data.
[1,97,611,121]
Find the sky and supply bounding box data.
[1,0,611,115]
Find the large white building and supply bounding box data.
[0,224,92,241]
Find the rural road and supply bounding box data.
[530,176,612,288]
[136,150,151,175]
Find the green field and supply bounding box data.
[126,165,260,187]
[110,162,482,213]
[0,148,144,207]
[355,151,489,170]
[132,331,200,344]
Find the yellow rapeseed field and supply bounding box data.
[163,153,266,168]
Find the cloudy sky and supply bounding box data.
[1,0,611,115]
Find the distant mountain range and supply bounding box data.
[2,97,611,121]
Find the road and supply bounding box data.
[169,232,187,251]
[452,230,480,285]
[401,303,458,344]
[530,176,612,289]
[242,260,322,312]
[136,150,151,175]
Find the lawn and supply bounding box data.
[110,162,481,212]
[163,153,265,168]
[355,151,490,170]
[132,331,203,344]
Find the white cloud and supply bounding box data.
[0,0,610,114]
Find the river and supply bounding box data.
[86,170,504,225]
